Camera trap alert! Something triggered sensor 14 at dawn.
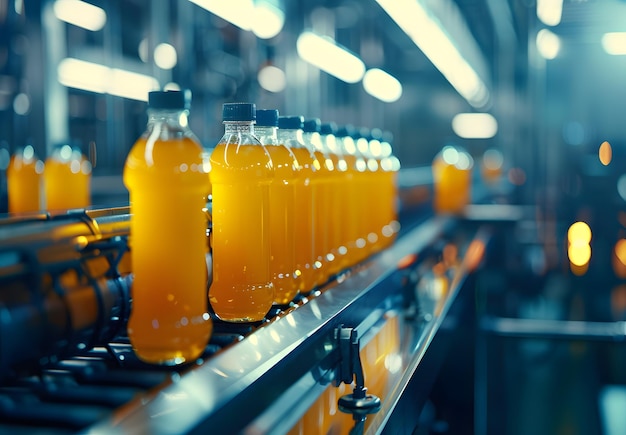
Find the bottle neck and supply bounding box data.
[254,126,278,145]
[303,131,323,152]
[279,128,304,148]
[224,121,255,135]
[148,109,189,128]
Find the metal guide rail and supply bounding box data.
[0,200,487,434]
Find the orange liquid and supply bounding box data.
[124,136,212,364]
[327,152,349,273]
[374,157,400,250]
[44,149,91,211]
[290,147,319,292]
[363,156,381,255]
[265,144,299,305]
[433,156,471,214]
[312,150,333,284]
[7,151,43,213]
[209,141,274,321]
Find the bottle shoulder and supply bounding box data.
[209,142,274,180]
[124,136,209,188]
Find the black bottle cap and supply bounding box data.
[336,124,357,138]
[303,118,321,133]
[222,103,256,122]
[278,115,304,130]
[256,109,279,127]
[148,90,191,110]
[356,127,370,140]
[320,122,338,135]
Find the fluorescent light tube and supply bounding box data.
[452,113,498,139]
[297,31,365,84]
[375,0,489,108]
[602,32,626,55]
[362,68,402,103]
[188,0,254,30]
[58,58,158,101]
[53,0,106,31]
[537,0,563,27]
[536,28,560,60]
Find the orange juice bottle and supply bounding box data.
[335,125,364,267]
[355,128,379,257]
[124,89,212,364]
[303,118,334,285]
[432,145,473,214]
[44,144,91,211]
[366,130,385,253]
[7,145,44,213]
[209,103,274,321]
[278,116,319,292]
[378,133,400,249]
[255,109,300,305]
[481,148,504,185]
[319,122,346,275]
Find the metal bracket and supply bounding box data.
[335,325,381,434]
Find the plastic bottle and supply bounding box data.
[355,127,380,257]
[7,144,44,213]
[278,116,319,292]
[44,143,91,211]
[319,122,346,275]
[432,145,473,214]
[256,109,300,305]
[366,129,385,253]
[303,118,333,284]
[124,89,212,364]
[335,125,363,266]
[209,103,274,321]
[379,132,401,248]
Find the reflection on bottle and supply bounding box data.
[44,143,91,211]
[7,144,44,213]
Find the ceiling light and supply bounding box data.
[537,0,563,27]
[297,31,365,84]
[58,58,158,101]
[188,0,254,31]
[53,0,106,31]
[375,0,489,108]
[154,43,178,70]
[536,28,561,59]
[602,32,626,55]
[362,68,402,103]
[253,2,284,39]
[452,113,498,139]
[258,65,286,92]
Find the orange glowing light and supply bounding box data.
[615,239,626,265]
[568,244,591,266]
[464,239,486,272]
[570,261,589,276]
[599,141,612,166]
[612,239,626,278]
[397,253,418,269]
[567,222,592,271]
[567,221,591,244]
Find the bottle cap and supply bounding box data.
[303,118,321,133]
[320,122,338,135]
[278,115,304,130]
[148,90,191,110]
[256,109,279,127]
[336,124,356,138]
[357,127,370,140]
[222,102,256,121]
